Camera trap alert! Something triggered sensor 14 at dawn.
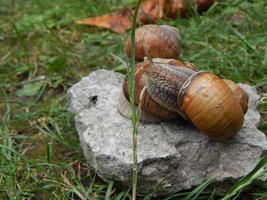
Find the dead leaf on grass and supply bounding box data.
[76,0,215,33]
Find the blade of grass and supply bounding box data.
[0,144,30,163]
[114,188,131,200]
[128,1,142,200]
[183,177,214,200]
[222,154,267,200]
[231,27,258,54]
[105,181,114,200]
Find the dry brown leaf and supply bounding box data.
[76,0,215,33]
[76,8,133,33]
[138,0,167,23]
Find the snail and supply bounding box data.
[125,25,181,61]
[118,58,247,140]
[121,24,248,140]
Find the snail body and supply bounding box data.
[121,61,179,121]
[125,25,181,61]
[120,58,196,121]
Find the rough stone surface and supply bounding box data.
[68,70,267,194]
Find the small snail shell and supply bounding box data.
[223,79,249,114]
[125,25,181,61]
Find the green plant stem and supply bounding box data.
[128,1,142,200]
[222,155,267,200]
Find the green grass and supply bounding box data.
[0,0,267,199]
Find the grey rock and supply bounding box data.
[68,70,267,194]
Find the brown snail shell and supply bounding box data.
[177,72,244,140]
[118,58,196,122]
[125,25,181,61]
[223,79,249,114]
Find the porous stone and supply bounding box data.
[68,70,267,194]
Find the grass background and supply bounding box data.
[0,0,267,199]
